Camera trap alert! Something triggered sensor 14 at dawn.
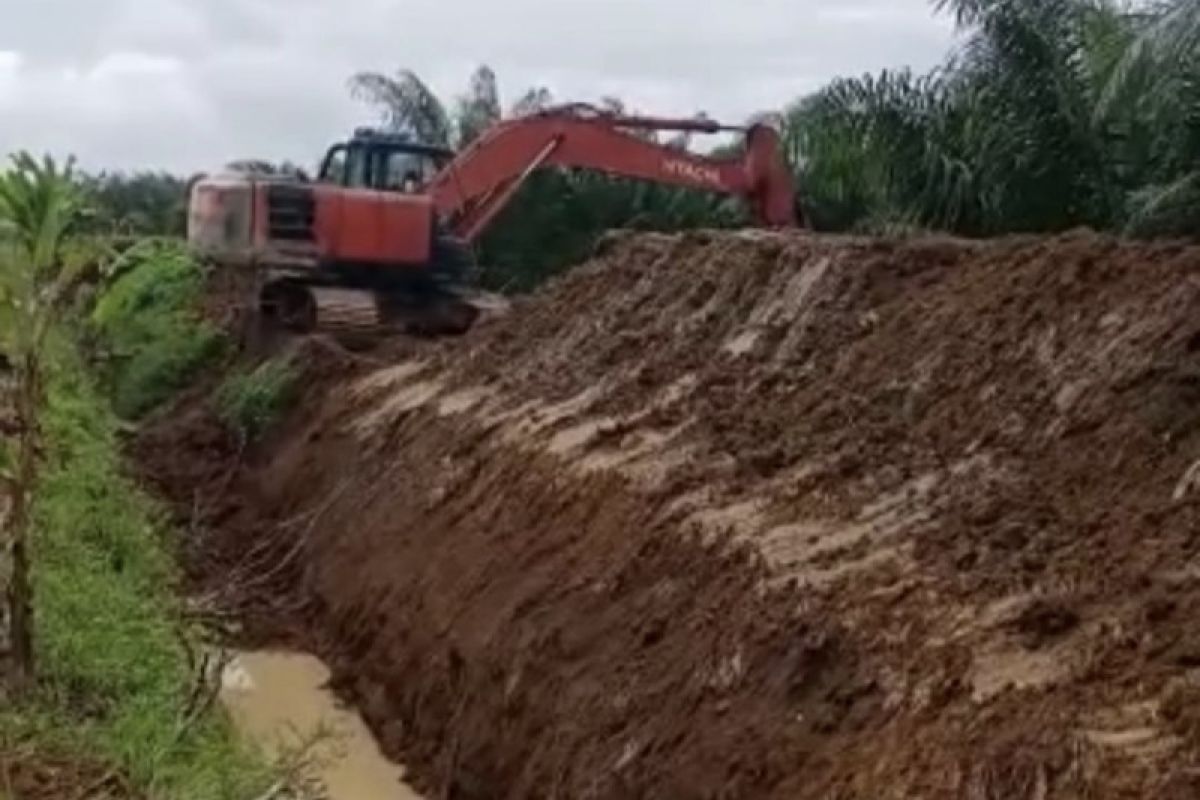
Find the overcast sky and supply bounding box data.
[0,0,955,174]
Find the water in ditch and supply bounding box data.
[221,650,422,800]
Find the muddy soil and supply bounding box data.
[0,748,135,799]
[140,230,1200,798]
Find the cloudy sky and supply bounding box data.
[0,0,955,174]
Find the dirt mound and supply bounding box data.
[144,230,1200,798]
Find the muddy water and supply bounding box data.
[221,651,422,800]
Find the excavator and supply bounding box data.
[187,105,797,336]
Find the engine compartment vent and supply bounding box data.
[266,184,316,242]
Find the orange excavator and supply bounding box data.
[187,105,797,336]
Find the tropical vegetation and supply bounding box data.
[0,153,88,694]
[216,357,298,444]
[0,155,276,796]
[90,239,225,419]
[80,171,191,238]
[786,0,1200,236]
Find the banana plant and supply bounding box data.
[0,152,86,693]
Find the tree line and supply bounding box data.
[787,0,1199,237]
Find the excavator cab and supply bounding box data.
[317,130,454,194]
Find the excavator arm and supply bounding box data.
[426,110,797,242]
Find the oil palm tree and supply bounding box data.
[790,0,1197,236]
[1104,0,1200,234]
[351,65,505,150]
[456,66,502,147]
[349,68,454,148]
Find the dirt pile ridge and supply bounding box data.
[143,229,1200,798]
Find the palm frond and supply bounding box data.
[510,87,554,118]
[456,65,502,147]
[348,69,453,147]
[0,153,86,356]
[1125,170,1200,236]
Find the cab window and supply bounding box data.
[345,146,372,189]
[383,151,428,193]
[319,143,442,192]
[319,145,347,184]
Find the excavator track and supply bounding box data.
[259,277,485,344]
[310,288,384,336]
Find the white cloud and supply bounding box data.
[103,0,211,54]
[0,50,21,102]
[91,52,183,80]
[0,0,956,173]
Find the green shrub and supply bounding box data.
[90,240,225,418]
[0,342,274,798]
[215,357,298,442]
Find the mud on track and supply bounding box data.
[139,230,1200,798]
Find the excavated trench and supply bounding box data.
[139,230,1200,798]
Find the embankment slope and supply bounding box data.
[143,230,1200,798]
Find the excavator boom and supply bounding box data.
[428,110,797,241]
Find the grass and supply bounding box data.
[215,358,298,443]
[89,239,225,419]
[0,338,275,798]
